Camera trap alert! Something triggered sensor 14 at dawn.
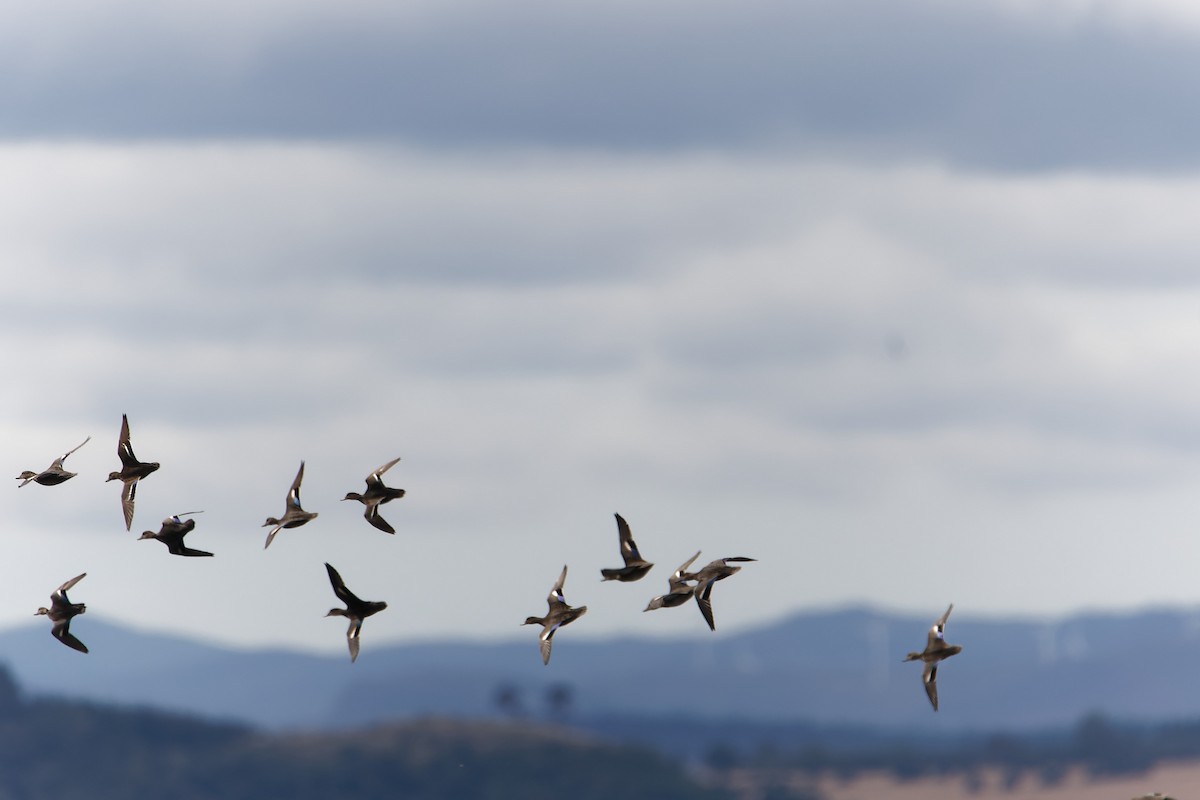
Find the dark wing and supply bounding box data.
[168,542,214,557]
[926,603,954,648]
[117,414,137,467]
[346,618,364,663]
[694,579,717,631]
[923,662,939,711]
[935,603,953,632]
[288,461,306,508]
[58,436,91,467]
[52,620,88,654]
[539,624,556,665]
[365,457,401,490]
[57,573,86,597]
[670,551,702,590]
[364,505,396,534]
[325,563,364,607]
[121,478,138,531]
[263,524,282,550]
[548,564,568,608]
[614,513,642,565]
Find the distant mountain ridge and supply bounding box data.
[2,604,1197,732]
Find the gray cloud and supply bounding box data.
[2,1,1200,168]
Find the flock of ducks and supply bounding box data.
[529,511,964,712]
[18,418,960,711]
[521,512,758,666]
[17,414,402,662]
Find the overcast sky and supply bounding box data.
[4,0,1200,657]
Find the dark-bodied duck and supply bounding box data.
[600,512,654,582]
[684,556,756,631]
[106,414,160,531]
[17,436,91,487]
[903,604,962,712]
[523,565,587,665]
[644,550,702,612]
[262,461,318,549]
[324,562,387,663]
[139,511,212,557]
[342,456,405,534]
[35,573,88,653]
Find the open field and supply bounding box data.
[811,764,1195,800]
[716,763,1199,800]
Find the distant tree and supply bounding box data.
[545,683,574,722]
[493,683,524,718]
[0,664,23,715]
[705,743,741,771]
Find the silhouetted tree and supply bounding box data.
[494,682,524,718]
[545,683,574,722]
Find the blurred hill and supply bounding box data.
[3,604,1198,733]
[0,667,728,800]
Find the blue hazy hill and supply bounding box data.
[2,605,1197,731]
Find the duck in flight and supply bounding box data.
[106,414,160,531]
[644,550,702,612]
[262,461,318,549]
[35,573,89,653]
[684,556,756,631]
[523,565,587,665]
[139,511,212,557]
[342,456,406,534]
[903,604,963,711]
[324,563,387,663]
[600,513,653,582]
[16,436,91,487]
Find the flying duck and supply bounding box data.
[684,556,756,631]
[523,565,587,665]
[139,512,212,557]
[903,604,963,711]
[262,461,318,549]
[324,563,388,663]
[16,436,91,487]
[35,573,88,653]
[600,512,653,582]
[106,414,160,531]
[342,456,406,534]
[644,550,702,612]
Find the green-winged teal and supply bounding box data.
[324,563,387,663]
[903,604,962,712]
[342,456,405,534]
[17,436,91,487]
[523,565,587,665]
[644,550,702,612]
[262,461,318,549]
[139,511,212,557]
[35,573,88,653]
[106,414,160,531]
[600,512,653,582]
[684,556,756,631]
